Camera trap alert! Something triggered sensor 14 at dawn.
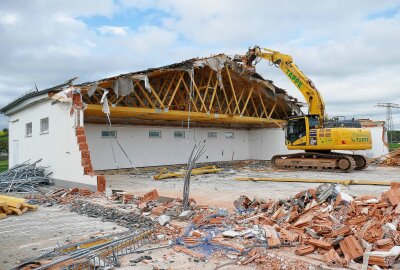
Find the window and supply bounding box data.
[208,131,217,139]
[101,130,117,138]
[149,130,161,138]
[25,122,32,137]
[225,132,234,139]
[174,131,185,139]
[40,118,49,134]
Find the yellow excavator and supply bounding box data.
[241,46,371,172]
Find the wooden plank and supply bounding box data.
[181,79,199,112]
[208,79,219,112]
[225,65,240,114]
[9,207,23,215]
[167,72,185,108]
[136,82,156,108]
[161,72,177,104]
[85,104,286,126]
[189,72,207,113]
[23,203,38,210]
[268,102,278,118]
[241,85,254,115]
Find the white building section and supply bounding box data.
[5,93,97,189]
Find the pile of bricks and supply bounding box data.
[156,182,400,269]
[24,187,94,205]
[235,182,400,268]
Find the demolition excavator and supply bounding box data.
[241,46,371,172]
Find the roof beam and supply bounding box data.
[85,104,285,126]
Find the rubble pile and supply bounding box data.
[147,182,400,269]
[25,187,94,206]
[70,199,155,229]
[384,149,400,166]
[17,183,400,269]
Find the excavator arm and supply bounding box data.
[243,46,326,125]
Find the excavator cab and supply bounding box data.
[286,115,320,146]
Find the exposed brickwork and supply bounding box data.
[97,175,106,193]
[74,126,106,192]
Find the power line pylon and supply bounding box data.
[375,103,400,143]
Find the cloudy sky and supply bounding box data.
[0,0,399,128]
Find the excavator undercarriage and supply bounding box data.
[271,152,368,172]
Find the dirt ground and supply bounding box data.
[0,206,127,270]
[105,164,400,210]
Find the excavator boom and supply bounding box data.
[241,46,372,172]
[243,46,326,125]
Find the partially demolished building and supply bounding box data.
[0,54,387,190]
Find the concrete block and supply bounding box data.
[157,215,171,226]
[178,210,193,220]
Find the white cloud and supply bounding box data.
[97,25,129,36]
[0,13,18,25]
[0,0,400,128]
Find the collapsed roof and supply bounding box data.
[1,54,303,128]
[79,54,302,128]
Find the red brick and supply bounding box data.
[75,127,85,136]
[97,175,106,192]
[83,164,93,174]
[339,235,364,260]
[81,157,92,166]
[386,189,400,205]
[295,245,316,256]
[81,149,90,160]
[210,238,245,252]
[142,189,159,202]
[173,245,205,260]
[77,135,86,144]
[307,238,332,250]
[391,182,400,189]
[324,249,345,268]
[79,143,88,151]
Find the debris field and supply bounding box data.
[7,174,400,270]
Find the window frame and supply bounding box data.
[25,122,32,137]
[149,130,162,139]
[101,130,117,138]
[174,130,185,139]
[225,132,234,139]
[40,117,49,134]
[207,131,217,139]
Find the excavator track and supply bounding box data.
[271,152,368,172]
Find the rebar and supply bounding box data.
[0,159,53,193]
[183,142,206,210]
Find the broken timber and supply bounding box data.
[154,165,221,180]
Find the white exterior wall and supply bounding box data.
[248,128,290,160]
[354,126,389,158]
[7,98,96,186]
[85,125,251,170]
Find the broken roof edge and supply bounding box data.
[0,82,70,114]
[78,53,274,89]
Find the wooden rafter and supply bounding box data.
[80,63,294,127]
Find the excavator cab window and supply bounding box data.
[308,115,319,129]
[286,117,307,143]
